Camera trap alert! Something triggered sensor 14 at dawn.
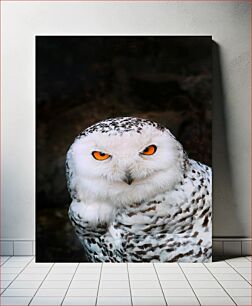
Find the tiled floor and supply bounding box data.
[0,256,251,305]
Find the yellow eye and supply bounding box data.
[92,151,111,161]
[141,145,157,156]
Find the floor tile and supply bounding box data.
[226,257,250,263]
[128,263,153,267]
[3,261,27,268]
[131,288,163,296]
[165,296,200,305]
[73,274,100,281]
[76,265,100,271]
[98,288,130,296]
[75,269,101,274]
[207,267,235,274]
[102,269,128,274]
[1,274,17,281]
[62,296,96,305]
[225,288,252,296]
[205,261,230,267]
[22,267,50,274]
[50,267,77,274]
[45,273,73,281]
[157,273,186,281]
[40,280,71,288]
[101,273,128,281]
[214,273,245,281]
[128,264,155,269]
[27,262,53,268]
[198,296,235,305]
[241,273,252,283]
[79,263,101,267]
[160,280,190,288]
[193,288,228,296]
[234,267,251,274]
[8,280,42,289]
[228,261,252,268]
[0,296,32,305]
[181,267,209,274]
[35,287,67,296]
[156,267,182,274]
[30,296,64,305]
[0,280,12,288]
[0,256,10,264]
[179,263,204,267]
[130,281,160,289]
[185,273,215,281]
[232,296,252,305]
[154,263,178,267]
[128,268,155,274]
[219,280,252,288]
[102,263,125,267]
[8,256,33,262]
[70,280,99,288]
[189,280,221,288]
[132,296,166,305]
[2,288,37,296]
[1,267,23,274]
[99,281,129,288]
[102,265,127,270]
[163,288,195,296]
[53,263,78,267]
[66,288,98,296]
[16,273,46,281]
[97,296,132,305]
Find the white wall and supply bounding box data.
[1,1,250,240]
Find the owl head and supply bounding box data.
[67,117,185,207]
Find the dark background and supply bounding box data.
[36,36,212,262]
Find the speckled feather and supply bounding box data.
[67,117,212,262]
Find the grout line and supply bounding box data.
[225,260,252,286]
[60,263,80,305]
[203,263,238,305]
[126,262,133,306]
[178,263,201,306]
[0,255,12,266]
[0,255,34,296]
[28,261,55,305]
[153,262,168,306]
[95,262,103,306]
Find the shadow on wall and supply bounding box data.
[212,42,244,239]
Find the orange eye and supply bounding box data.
[92,151,111,161]
[141,145,157,156]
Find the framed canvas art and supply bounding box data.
[36,36,212,262]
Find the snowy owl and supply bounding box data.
[66,117,212,262]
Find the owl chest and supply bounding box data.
[112,195,188,238]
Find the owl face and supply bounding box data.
[68,120,184,206]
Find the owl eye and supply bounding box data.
[92,151,111,161]
[141,145,157,156]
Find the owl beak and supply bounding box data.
[123,172,134,185]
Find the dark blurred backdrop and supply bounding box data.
[36,36,212,262]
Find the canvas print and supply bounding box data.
[36,36,212,262]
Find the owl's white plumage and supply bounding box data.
[67,117,212,262]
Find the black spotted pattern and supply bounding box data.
[77,117,166,138]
